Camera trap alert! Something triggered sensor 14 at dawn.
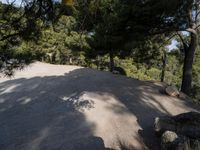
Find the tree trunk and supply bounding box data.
[161,51,167,82]
[181,33,198,95]
[96,56,99,70]
[109,50,114,72]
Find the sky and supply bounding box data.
[0,0,22,6]
[167,40,178,51]
[1,0,20,4]
[167,32,189,51]
[0,0,61,5]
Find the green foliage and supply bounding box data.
[146,68,161,81]
[115,58,161,81]
[24,15,90,66]
[164,52,182,87]
[191,46,200,101]
[1,0,200,102]
[0,1,46,75]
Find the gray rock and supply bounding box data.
[174,112,200,139]
[155,112,200,138]
[161,133,200,150]
[154,116,176,136]
[173,112,200,124]
[155,112,200,150]
[176,125,200,139]
[161,131,178,150]
[165,86,179,97]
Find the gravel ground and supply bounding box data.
[0,62,199,150]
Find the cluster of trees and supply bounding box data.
[0,0,200,101]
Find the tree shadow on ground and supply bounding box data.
[0,67,199,150]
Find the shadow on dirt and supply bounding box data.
[0,68,198,150]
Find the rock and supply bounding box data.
[161,131,178,150]
[174,112,200,139]
[155,112,200,138]
[177,125,200,139]
[165,86,179,97]
[155,112,200,150]
[178,92,189,100]
[173,112,200,124]
[154,116,176,136]
[161,132,200,150]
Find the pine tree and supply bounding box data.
[119,0,200,94]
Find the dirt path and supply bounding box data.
[0,62,199,150]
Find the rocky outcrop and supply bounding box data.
[161,131,200,150]
[155,112,200,150]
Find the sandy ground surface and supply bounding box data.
[0,62,199,150]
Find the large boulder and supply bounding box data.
[173,111,200,124]
[154,116,176,136]
[161,131,200,150]
[155,112,200,138]
[155,112,200,150]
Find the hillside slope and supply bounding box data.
[0,62,199,150]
